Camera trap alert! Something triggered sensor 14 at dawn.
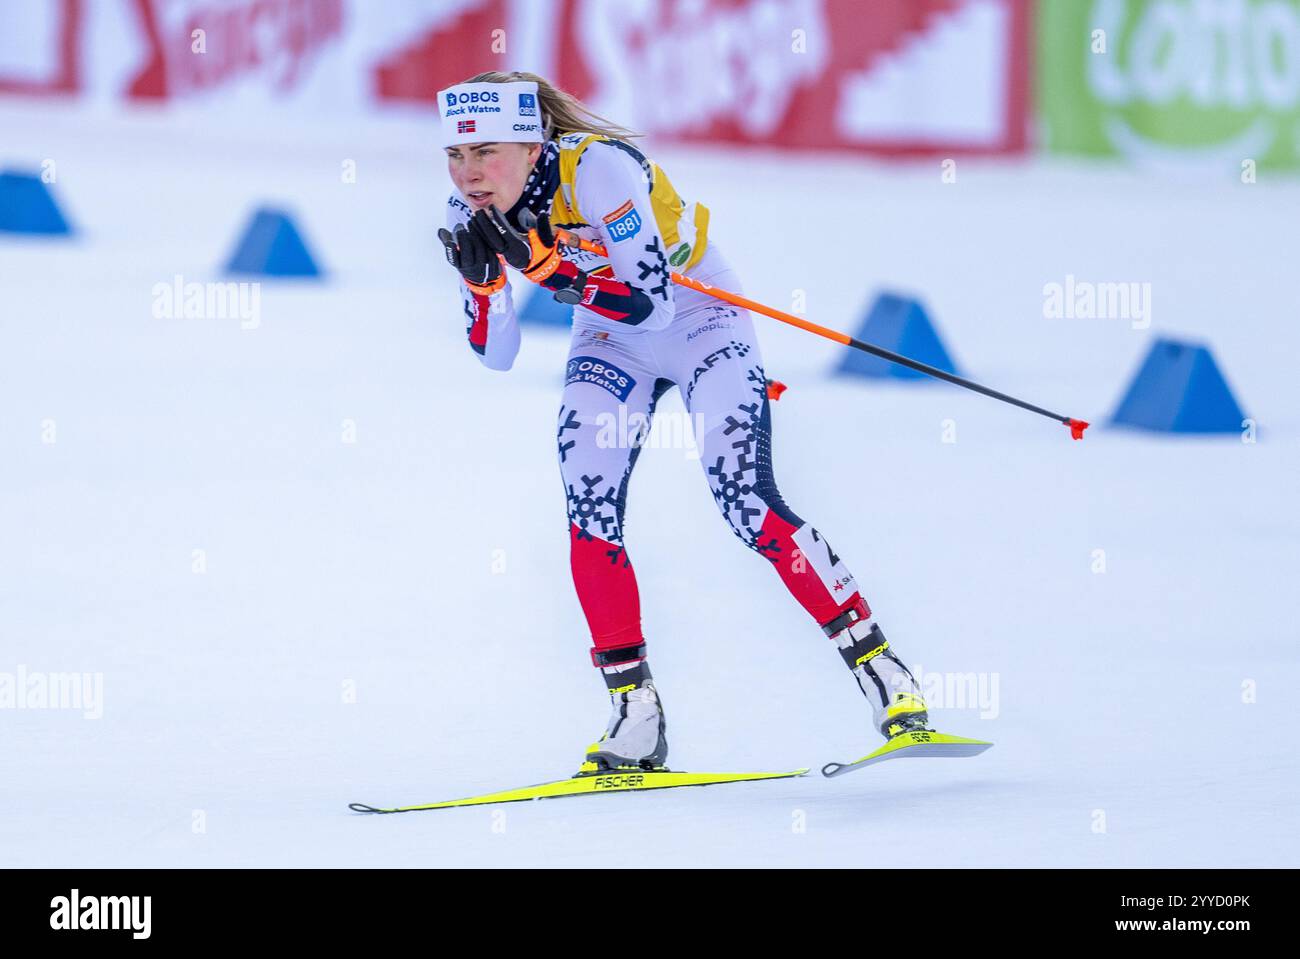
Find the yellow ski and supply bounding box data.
[821,730,993,778]
[350,767,810,813]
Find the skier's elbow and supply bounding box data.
[480,352,515,372]
[641,309,674,333]
[640,293,676,332]
[621,287,674,331]
[468,320,520,371]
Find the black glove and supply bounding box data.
[437,222,504,294]
[466,205,562,283]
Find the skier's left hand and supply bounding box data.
[468,205,563,285]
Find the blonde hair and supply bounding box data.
[461,70,643,141]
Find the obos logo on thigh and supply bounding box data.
[566,355,636,401]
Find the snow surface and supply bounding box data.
[2,101,1297,867]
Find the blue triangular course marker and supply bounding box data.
[836,292,959,380]
[0,169,74,235]
[224,207,322,277]
[519,284,574,327]
[1109,337,1246,434]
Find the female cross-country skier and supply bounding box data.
[437,72,933,774]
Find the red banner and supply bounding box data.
[0,0,84,96]
[374,0,1031,156]
[0,0,1029,156]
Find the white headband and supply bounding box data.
[438,80,545,147]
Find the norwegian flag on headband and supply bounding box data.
[438,80,544,147]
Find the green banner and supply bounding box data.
[1038,0,1300,171]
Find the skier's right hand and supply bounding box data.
[438,223,506,295]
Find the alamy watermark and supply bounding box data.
[595,405,707,460]
[50,889,150,939]
[0,665,103,719]
[885,665,1000,720]
[152,274,261,329]
[1043,275,1151,330]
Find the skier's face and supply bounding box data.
[445,141,542,212]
